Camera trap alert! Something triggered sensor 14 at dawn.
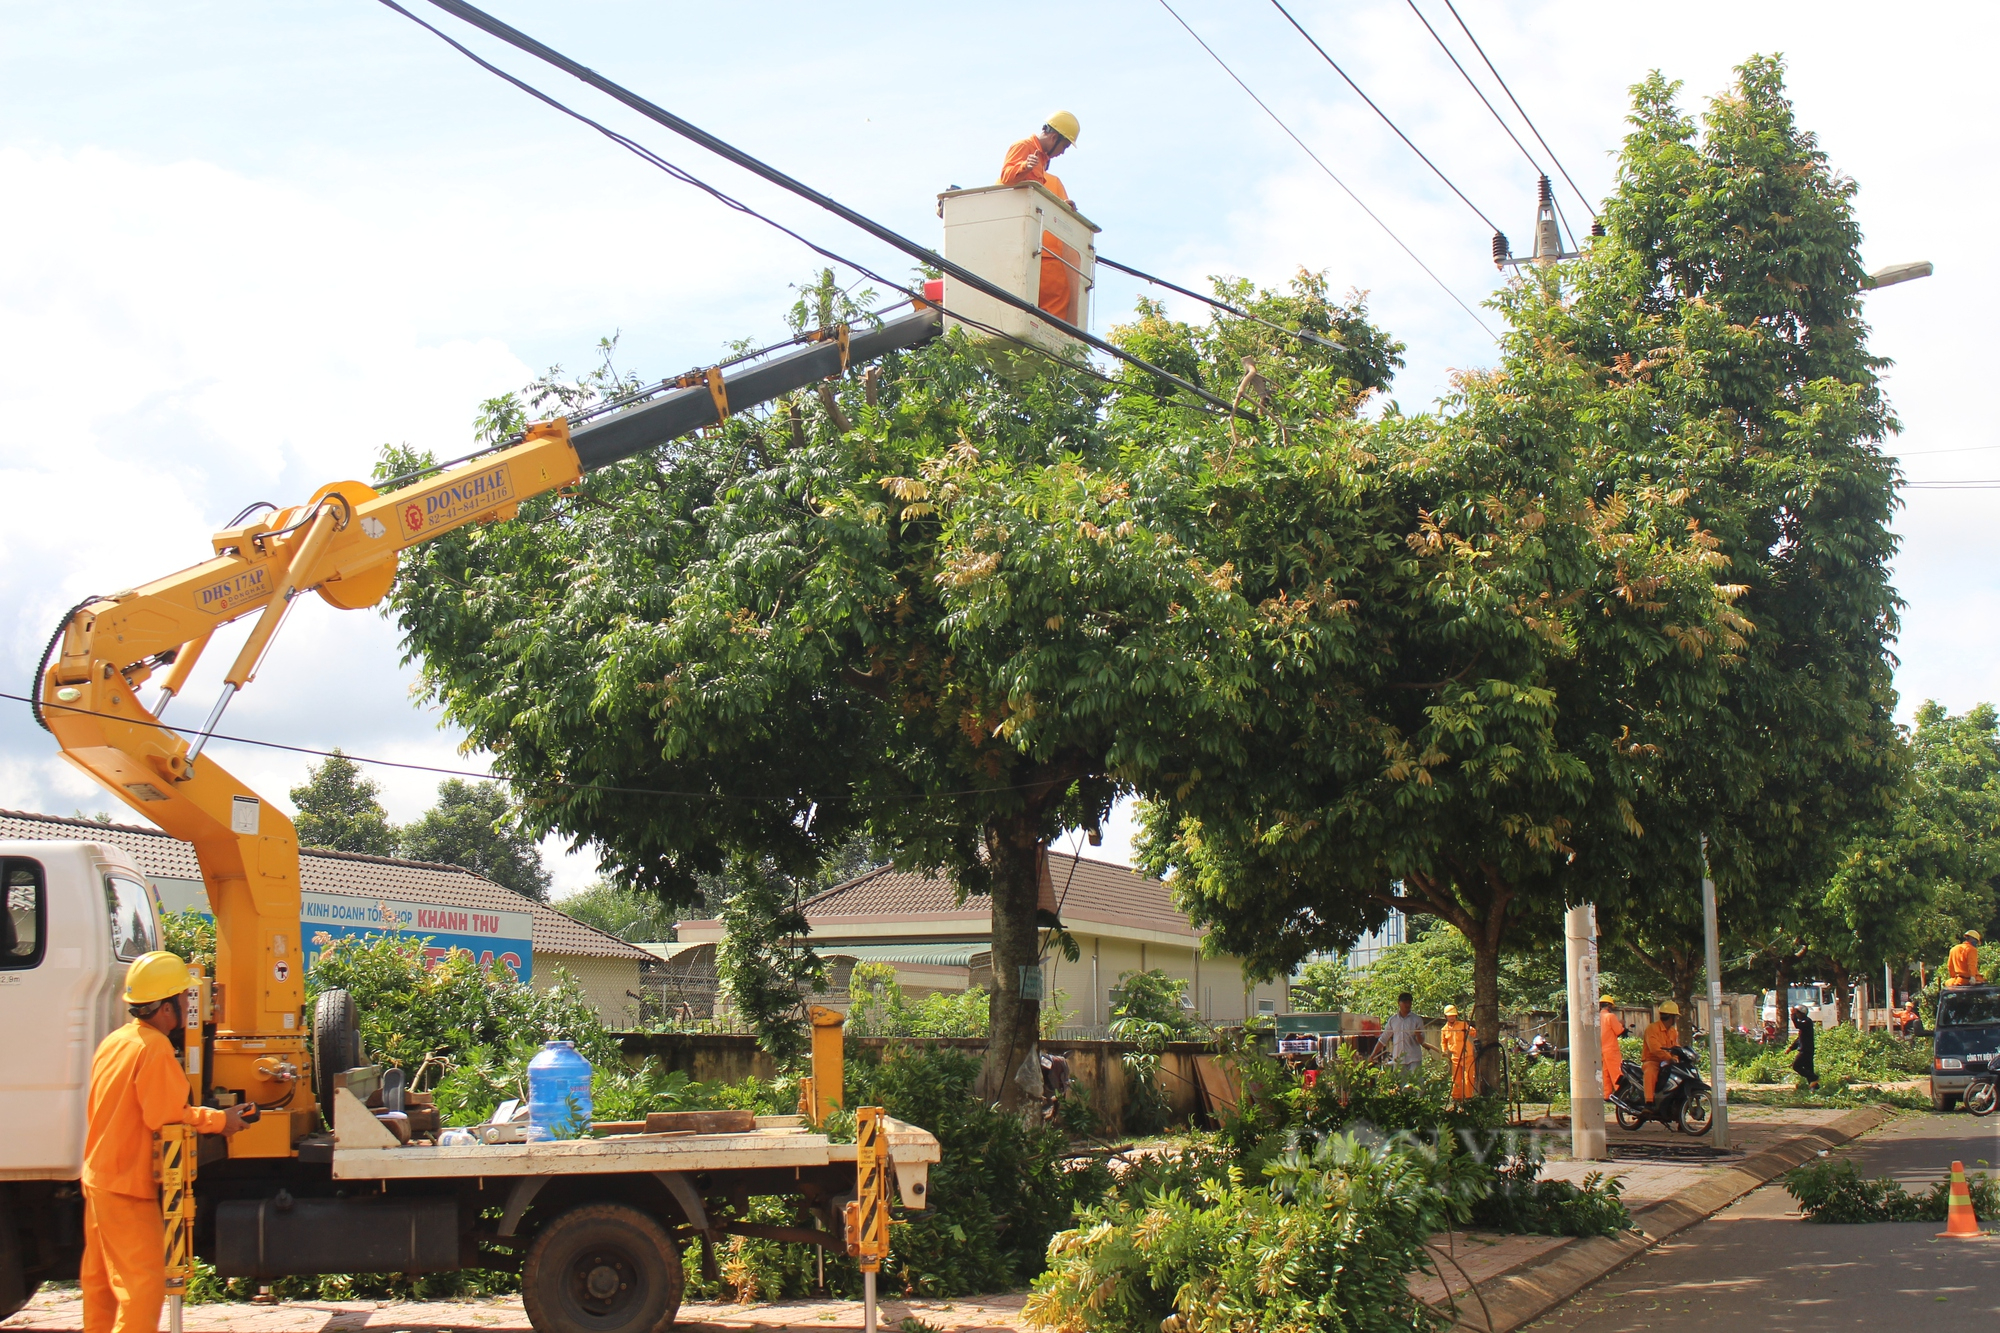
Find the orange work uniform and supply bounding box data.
[1945,940,1983,987]
[1439,1019,1477,1099]
[998,136,1080,325]
[1640,1020,1678,1103]
[83,1021,225,1333]
[1599,1010,1627,1098]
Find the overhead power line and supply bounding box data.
[3,692,1098,807]
[1097,256,1349,352]
[1400,0,1574,252]
[369,0,1181,418]
[385,0,1243,418]
[1152,0,1496,340]
[1267,0,1503,236]
[1438,0,1597,224]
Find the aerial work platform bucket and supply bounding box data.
[938,183,1099,353]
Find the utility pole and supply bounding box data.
[1700,837,1730,1149]
[1565,903,1606,1160]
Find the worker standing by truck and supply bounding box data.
[84,953,249,1333]
[999,111,1084,324]
[1945,929,1985,987]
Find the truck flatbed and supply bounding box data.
[329,1090,938,1208]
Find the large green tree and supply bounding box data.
[399,778,552,902]
[1549,57,1904,1018]
[290,749,396,855]
[1792,702,2000,1014]
[385,270,1400,1102]
[1140,57,1901,1089]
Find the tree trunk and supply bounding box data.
[1771,955,1790,1044]
[978,813,1043,1108]
[1671,946,1699,1030]
[1470,928,1503,1095]
[1830,959,1851,1026]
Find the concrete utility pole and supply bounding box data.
[1565,903,1606,1160]
[1701,838,1730,1149]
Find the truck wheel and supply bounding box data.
[1932,1090,1959,1113]
[312,989,361,1125]
[523,1204,682,1333]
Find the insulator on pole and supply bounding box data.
[1538,174,1554,207]
[1491,231,1510,269]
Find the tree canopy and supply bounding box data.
[290,749,397,856]
[384,269,1399,1099]
[399,778,553,902]
[1138,56,1901,1084]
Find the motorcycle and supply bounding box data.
[1965,1068,1998,1117]
[1609,1044,1714,1134]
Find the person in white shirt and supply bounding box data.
[1379,991,1429,1075]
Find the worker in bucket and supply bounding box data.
[1640,1001,1681,1104]
[998,111,1084,325]
[1598,996,1627,1099]
[1945,929,1985,987]
[84,952,250,1333]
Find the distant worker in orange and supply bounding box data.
[1640,1001,1681,1105]
[1598,996,1627,1099]
[1945,929,1985,987]
[1440,1004,1478,1101]
[84,952,250,1333]
[998,111,1083,325]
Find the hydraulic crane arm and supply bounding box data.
[39,306,939,1154]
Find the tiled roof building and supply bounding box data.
[0,808,649,1021]
[674,852,1282,1028]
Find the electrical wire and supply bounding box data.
[366,0,1161,447]
[3,691,1119,808]
[383,0,1242,418]
[1097,256,1347,352]
[1267,0,1503,235]
[1438,0,1597,224]
[1153,0,1496,341]
[1400,0,1573,251]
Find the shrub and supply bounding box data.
[846,962,990,1038]
[1464,1144,1630,1238]
[1024,1133,1469,1333]
[1784,1157,2000,1222]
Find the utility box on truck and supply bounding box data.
[939,182,1099,352]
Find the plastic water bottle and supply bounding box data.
[437,1128,478,1147]
[526,1040,593,1141]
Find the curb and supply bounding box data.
[1448,1105,1895,1331]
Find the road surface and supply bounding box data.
[1523,1106,2000,1330]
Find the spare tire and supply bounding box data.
[312,989,361,1127]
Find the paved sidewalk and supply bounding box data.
[2,1105,1893,1333]
[3,1293,1028,1333]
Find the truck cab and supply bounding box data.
[1,839,164,1316]
[1930,983,2000,1111]
[1760,983,1838,1030]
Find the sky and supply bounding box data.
[1,0,1991,897]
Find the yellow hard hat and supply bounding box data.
[1599,995,1618,1005]
[124,951,191,1005]
[1045,111,1080,145]
[1657,1001,1680,1016]
[1443,1004,1459,1017]
[1966,930,1983,944]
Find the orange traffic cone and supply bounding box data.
[1938,1160,1984,1239]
